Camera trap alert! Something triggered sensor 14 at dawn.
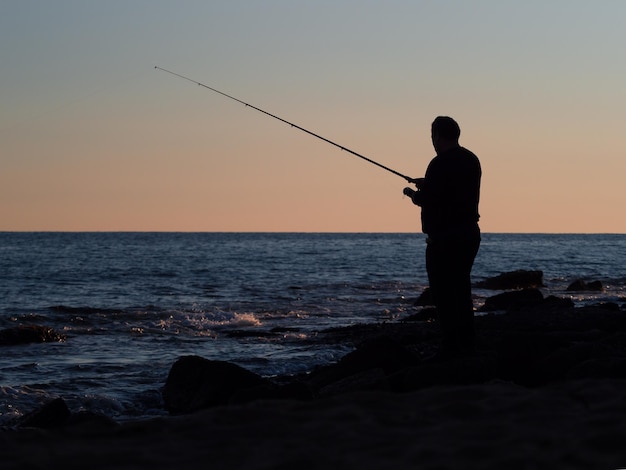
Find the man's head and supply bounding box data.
[431,116,460,154]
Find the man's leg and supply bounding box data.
[426,233,480,355]
[426,240,458,353]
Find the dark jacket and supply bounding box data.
[411,146,481,237]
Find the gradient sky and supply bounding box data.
[2,1,625,232]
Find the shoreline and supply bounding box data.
[3,298,626,468]
[3,378,626,469]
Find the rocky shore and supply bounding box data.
[2,270,626,469]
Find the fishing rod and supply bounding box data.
[155,66,414,183]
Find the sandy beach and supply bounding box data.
[2,378,626,469]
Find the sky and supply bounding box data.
[2,1,625,233]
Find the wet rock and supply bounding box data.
[494,332,572,386]
[568,357,626,379]
[538,341,612,382]
[567,279,604,291]
[403,307,437,322]
[585,280,603,291]
[65,411,119,431]
[479,288,544,312]
[389,353,498,391]
[18,398,71,429]
[159,301,626,415]
[475,270,544,290]
[539,295,575,310]
[230,379,315,404]
[162,355,270,414]
[307,336,418,390]
[319,368,390,397]
[593,302,620,311]
[0,325,66,346]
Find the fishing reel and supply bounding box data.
[403,177,424,198]
[403,187,417,198]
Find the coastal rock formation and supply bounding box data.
[237,306,626,399]
[4,268,626,469]
[479,288,544,311]
[566,279,604,291]
[162,355,271,414]
[160,299,626,415]
[17,398,71,429]
[17,398,118,430]
[307,336,419,394]
[474,269,544,290]
[0,325,66,346]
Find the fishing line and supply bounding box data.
[155,66,414,183]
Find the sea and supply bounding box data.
[1,232,625,425]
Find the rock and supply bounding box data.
[389,353,498,391]
[319,368,390,397]
[566,279,586,291]
[479,288,544,312]
[162,355,270,414]
[538,342,611,382]
[566,279,604,291]
[272,380,315,401]
[230,379,315,404]
[540,295,575,310]
[494,331,573,386]
[568,357,626,379]
[307,336,418,389]
[18,398,71,429]
[159,302,626,415]
[403,307,437,322]
[338,336,418,374]
[0,325,66,346]
[475,270,544,290]
[592,302,620,311]
[585,280,603,291]
[65,411,119,431]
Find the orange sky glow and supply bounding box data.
[2,2,625,233]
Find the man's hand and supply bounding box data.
[407,177,425,189]
[403,187,416,197]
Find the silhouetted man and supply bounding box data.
[403,116,481,358]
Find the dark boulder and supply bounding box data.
[389,353,498,391]
[307,336,418,390]
[403,307,437,322]
[585,280,603,291]
[566,279,604,291]
[0,325,66,346]
[495,332,572,386]
[337,336,418,375]
[539,295,576,310]
[568,357,626,379]
[17,399,118,431]
[319,368,390,397]
[592,302,620,311]
[18,397,71,429]
[162,355,270,414]
[479,288,544,312]
[475,270,544,290]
